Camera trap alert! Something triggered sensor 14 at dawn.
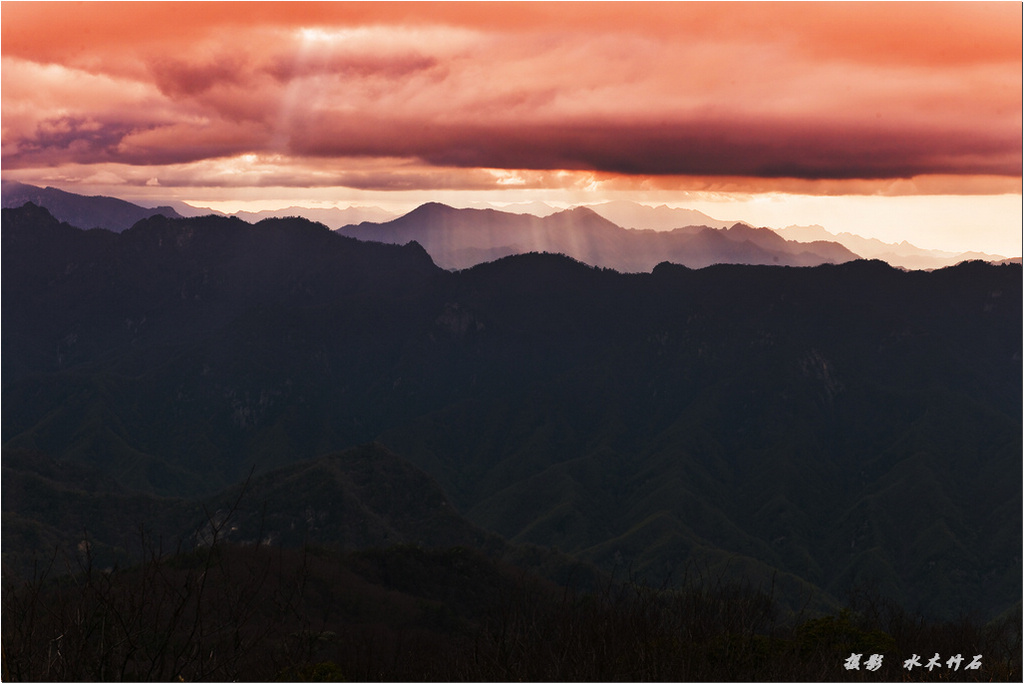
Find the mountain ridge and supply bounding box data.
[586,199,737,230]
[232,204,398,228]
[4,182,1010,270]
[1,181,183,232]
[776,223,1011,269]
[336,201,861,271]
[4,204,1018,621]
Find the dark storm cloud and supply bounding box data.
[286,116,1023,180]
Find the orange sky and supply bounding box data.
[2,2,1021,254]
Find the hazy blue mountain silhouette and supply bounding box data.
[586,199,737,230]
[1,181,183,232]
[232,205,398,229]
[336,202,861,271]
[777,223,1012,269]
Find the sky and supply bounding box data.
[2,1,1021,255]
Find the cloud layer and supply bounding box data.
[2,2,1021,195]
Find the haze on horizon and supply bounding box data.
[2,2,1021,256]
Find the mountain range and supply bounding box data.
[0,182,399,232]
[587,199,738,230]
[335,202,859,271]
[229,205,399,229]
[776,223,1017,270]
[3,203,1020,623]
[5,181,1011,271]
[0,180,184,231]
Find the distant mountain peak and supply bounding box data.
[409,201,460,215]
[586,200,737,231]
[553,205,607,221]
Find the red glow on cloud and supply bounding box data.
[1,1,1020,196]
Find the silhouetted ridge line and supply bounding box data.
[1,180,183,232]
[337,201,861,271]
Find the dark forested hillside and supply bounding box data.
[2,204,1020,626]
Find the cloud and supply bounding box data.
[1,2,1020,195]
[7,115,146,166]
[283,114,1021,180]
[266,51,440,82]
[82,170,128,185]
[149,55,249,97]
[4,3,1019,68]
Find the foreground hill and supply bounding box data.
[4,440,605,587]
[2,205,1020,621]
[336,202,860,270]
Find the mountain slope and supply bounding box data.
[3,205,1019,620]
[1,181,183,231]
[1,442,510,576]
[377,257,1021,619]
[2,205,445,494]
